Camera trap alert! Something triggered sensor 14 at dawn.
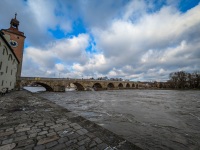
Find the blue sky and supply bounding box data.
[0,0,200,81]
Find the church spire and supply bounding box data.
[15,12,17,19]
[10,13,19,30]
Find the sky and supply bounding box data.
[0,0,200,81]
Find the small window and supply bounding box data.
[10,82,12,86]
[6,66,8,73]
[0,62,2,70]
[1,80,3,86]
[3,46,8,55]
[8,54,12,61]
[11,69,12,75]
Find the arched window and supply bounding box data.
[0,61,2,70]
[8,54,13,61]
[3,46,8,55]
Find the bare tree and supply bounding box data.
[169,70,200,89]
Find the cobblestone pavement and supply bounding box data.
[0,91,142,150]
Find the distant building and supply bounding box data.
[0,14,25,92]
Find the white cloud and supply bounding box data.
[55,63,65,72]
[22,34,89,77]
[90,3,200,80]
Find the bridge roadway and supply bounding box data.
[20,77,140,92]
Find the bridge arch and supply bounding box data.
[107,83,114,89]
[118,83,123,88]
[73,83,85,91]
[126,83,130,88]
[93,83,103,90]
[132,83,135,88]
[34,82,53,91]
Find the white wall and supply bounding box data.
[0,36,18,91]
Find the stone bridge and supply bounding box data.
[20,77,142,92]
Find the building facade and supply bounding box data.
[0,14,25,92]
[0,31,19,92]
[1,13,26,79]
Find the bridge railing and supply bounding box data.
[20,77,136,83]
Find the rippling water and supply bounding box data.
[30,88,200,150]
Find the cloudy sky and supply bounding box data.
[0,0,200,81]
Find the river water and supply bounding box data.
[25,87,200,150]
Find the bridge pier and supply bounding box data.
[53,85,65,92]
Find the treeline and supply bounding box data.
[168,71,200,89]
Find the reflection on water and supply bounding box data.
[23,86,46,92]
[36,90,200,150]
[23,86,77,92]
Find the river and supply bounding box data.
[24,87,200,150]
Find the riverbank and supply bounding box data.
[0,90,142,150]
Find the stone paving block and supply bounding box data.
[78,145,86,150]
[94,137,103,144]
[78,135,88,141]
[67,133,79,140]
[36,135,46,140]
[46,132,57,137]
[65,139,78,146]
[18,123,28,127]
[97,143,108,150]
[45,140,58,148]
[76,128,88,135]
[90,147,99,150]
[54,124,70,132]
[45,122,55,127]
[29,133,37,138]
[50,124,62,129]
[5,128,14,132]
[16,131,26,137]
[89,140,97,148]
[37,135,59,145]
[35,122,44,126]
[16,127,30,132]
[38,131,48,136]
[1,138,13,145]
[0,143,16,150]
[56,118,69,124]
[86,133,96,138]
[72,124,82,130]
[28,128,41,134]
[14,135,27,142]
[34,144,45,150]
[42,127,49,131]
[67,144,79,150]
[0,130,4,133]
[48,129,54,133]
[17,139,34,148]
[77,137,91,146]
[23,143,35,149]
[0,131,14,137]
[58,137,69,144]
[69,123,79,128]
[48,143,66,150]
